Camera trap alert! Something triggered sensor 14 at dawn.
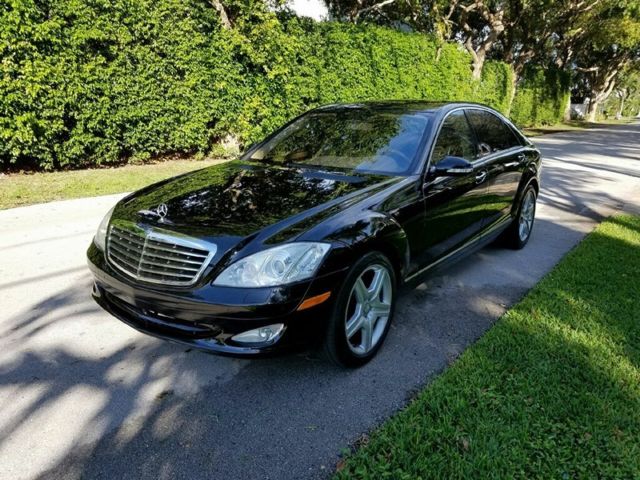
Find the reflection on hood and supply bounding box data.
[115,161,395,239]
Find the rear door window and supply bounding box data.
[466,109,521,155]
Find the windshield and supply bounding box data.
[246,110,433,175]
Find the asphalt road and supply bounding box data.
[1,122,640,480]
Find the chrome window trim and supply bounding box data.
[422,105,527,179]
[463,107,526,166]
[422,107,470,176]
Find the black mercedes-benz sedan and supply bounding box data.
[88,101,541,367]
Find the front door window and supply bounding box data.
[431,111,476,165]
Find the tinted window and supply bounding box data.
[247,110,432,175]
[466,109,521,154]
[431,111,476,164]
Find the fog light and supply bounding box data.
[231,323,285,344]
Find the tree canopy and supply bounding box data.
[321,0,640,119]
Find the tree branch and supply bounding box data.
[208,0,231,29]
[353,0,397,22]
[573,0,602,14]
[576,66,600,72]
[456,1,506,79]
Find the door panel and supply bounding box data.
[420,172,491,264]
[466,109,523,228]
[412,110,493,271]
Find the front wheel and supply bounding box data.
[502,185,537,249]
[322,252,396,368]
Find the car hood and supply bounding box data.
[112,161,401,247]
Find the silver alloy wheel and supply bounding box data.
[344,264,393,355]
[518,190,536,242]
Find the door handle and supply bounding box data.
[505,154,526,168]
[475,170,488,184]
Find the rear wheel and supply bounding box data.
[322,252,396,368]
[502,185,537,249]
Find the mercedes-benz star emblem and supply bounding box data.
[156,203,168,219]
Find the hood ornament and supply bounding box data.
[136,203,171,224]
[156,203,168,220]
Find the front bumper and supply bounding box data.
[88,243,347,357]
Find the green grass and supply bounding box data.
[335,215,640,479]
[0,158,224,209]
[523,118,636,137]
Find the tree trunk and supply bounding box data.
[615,98,624,119]
[585,99,599,122]
[208,0,231,29]
[615,89,627,119]
[471,55,485,80]
[563,94,572,122]
[583,68,619,123]
[506,69,518,116]
[459,5,505,81]
[578,59,624,122]
[588,83,617,122]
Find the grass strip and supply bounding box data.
[336,215,640,479]
[523,118,636,137]
[0,158,223,210]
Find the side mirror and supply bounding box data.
[429,156,474,177]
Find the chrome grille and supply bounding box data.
[107,222,216,286]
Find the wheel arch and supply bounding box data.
[342,213,410,284]
[512,171,540,217]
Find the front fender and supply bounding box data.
[326,211,410,280]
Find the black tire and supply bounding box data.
[502,185,537,249]
[322,252,397,368]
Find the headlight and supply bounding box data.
[213,242,331,287]
[94,206,115,251]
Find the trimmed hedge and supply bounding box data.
[232,19,516,145]
[0,1,557,171]
[1,0,238,170]
[511,66,571,126]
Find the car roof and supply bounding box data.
[312,100,492,115]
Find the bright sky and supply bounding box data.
[288,0,329,20]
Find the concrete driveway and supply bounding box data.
[1,122,639,480]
